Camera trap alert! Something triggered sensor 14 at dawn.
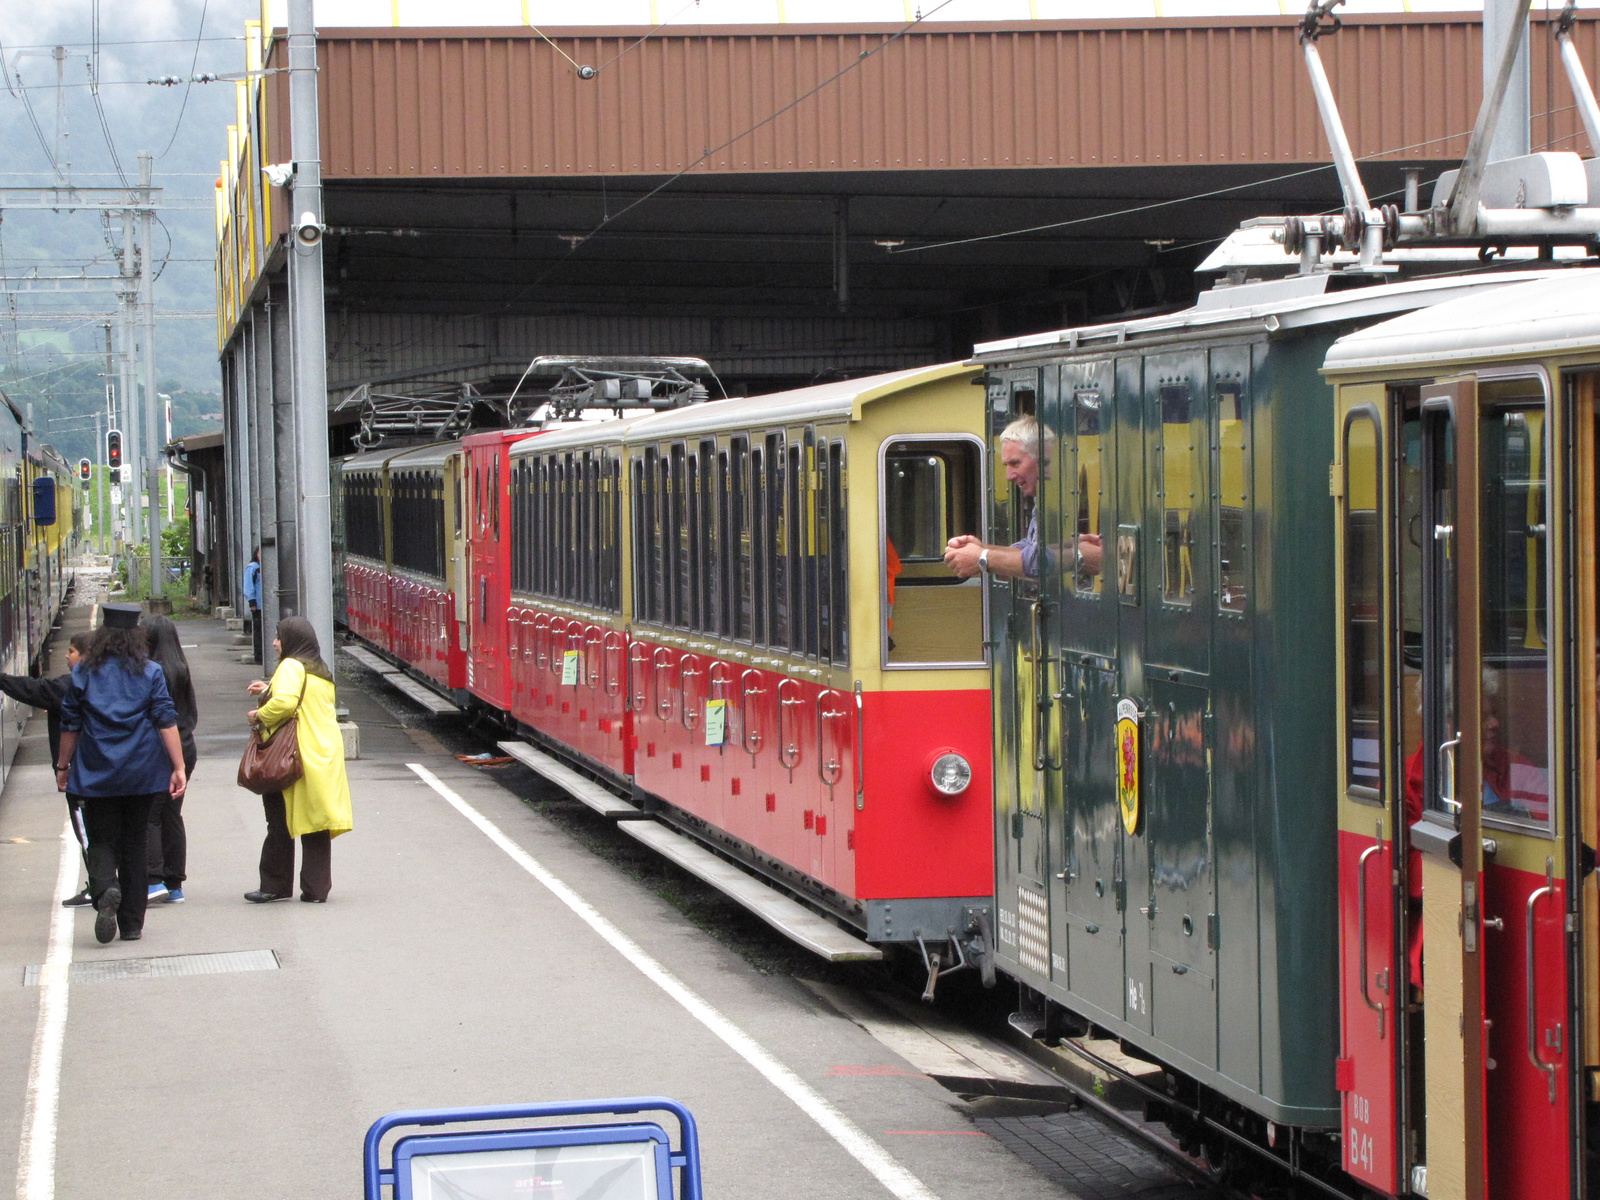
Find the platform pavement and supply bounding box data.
[0,615,1078,1200]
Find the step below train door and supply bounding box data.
[1047,357,1124,1022]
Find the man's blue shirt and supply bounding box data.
[60,660,178,796]
[243,560,262,605]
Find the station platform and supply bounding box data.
[0,608,1192,1200]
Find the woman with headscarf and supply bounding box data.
[142,615,198,903]
[243,616,352,903]
[56,604,187,944]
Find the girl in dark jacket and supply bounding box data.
[56,605,187,944]
[142,616,198,903]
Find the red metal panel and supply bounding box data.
[1482,863,1570,1200]
[1336,827,1399,1194]
[855,686,991,900]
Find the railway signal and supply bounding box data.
[106,429,122,471]
[78,458,90,481]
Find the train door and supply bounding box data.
[1046,358,1125,1022]
[1402,374,1577,1200]
[989,370,1050,978]
[1127,351,1216,1055]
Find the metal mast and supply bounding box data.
[287,0,333,654]
[138,152,162,593]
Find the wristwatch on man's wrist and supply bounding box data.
[978,548,991,573]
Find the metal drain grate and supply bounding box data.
[23,948,280,986]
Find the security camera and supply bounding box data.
[294,211,325,247]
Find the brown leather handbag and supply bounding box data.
[236,674,308,795]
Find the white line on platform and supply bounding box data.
[407,762,941,1200]
[14,815,77,1200]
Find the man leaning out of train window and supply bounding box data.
[943,417,1102,582]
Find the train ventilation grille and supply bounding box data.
[1016,886,1050,975]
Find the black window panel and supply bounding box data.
[749,443,766,646]
[816,439,831,661]
[717,448,732,637]
[829,440,849,666]
[787,442,805,655]
[670,445,688,628]
[603,456,622,613]
[731,438,750,641]
[768,435,788,649]
[633,456,650,620]
[686,449,703,631]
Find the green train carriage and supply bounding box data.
[970,267,1570,1176]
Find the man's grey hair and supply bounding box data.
[1000,416,1038,458]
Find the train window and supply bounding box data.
[1159,383,1199,606]
[631,457,649,618]
[815,435,832,661]
[670,445,689,629]
[1217,383,1249,613]
[1072,392,1105,597]
[828,439,849,666]
[1478,388,1551,831]
[750,441,768,646]
[881,436,985,668]
[716,447,732,637]
[801,432,819,659]
[731,439,751,641]
[1343,412,1382,797]
[768,434,789,650]
[603,456,621,614]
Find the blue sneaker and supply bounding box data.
[147,883,169,903]
[165,887,184,903]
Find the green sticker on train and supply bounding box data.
[561,650,580,686]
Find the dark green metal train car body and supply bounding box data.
[971,271,1561,1130]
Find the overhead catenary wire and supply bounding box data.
[158,0,210,159]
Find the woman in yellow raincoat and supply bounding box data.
[243,616,351,903]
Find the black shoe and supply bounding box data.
[244,890,291,903]
[61,889,92,908]
[120,929,142,941]
[94,888,120,944]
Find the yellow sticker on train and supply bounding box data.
[561,650,580,686]
[705,699,727,747]
[1116,698,1141,836]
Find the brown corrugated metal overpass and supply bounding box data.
[220,10,1600,395]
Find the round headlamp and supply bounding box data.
[929,750,973,796]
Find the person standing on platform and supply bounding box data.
[244,616,351,904]
[243,548,263,665]
[0,633,92,906]
[142,616,198,904]
[56,604,188,944]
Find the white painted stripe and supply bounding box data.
[406,762,940,1200]
[15,816,78,1200]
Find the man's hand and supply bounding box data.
[944,534,984,579]
[1075,533,1104,577]
[169,768,187,799]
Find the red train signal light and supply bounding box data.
[106,430,122,471]
[78,457,91,481]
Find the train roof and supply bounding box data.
[610,362,974,441]
[509,414,644,456]
[1323,270,1600,374]
[384,441,455,470]
[340,442,452,471]
[970,268,1577,365]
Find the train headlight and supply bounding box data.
[928,750,972,796]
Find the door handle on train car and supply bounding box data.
[602,630,626,697]
[520,612,538,663]
[1357,822,1387,1040]
[1526,856,1559,1102]
[533,614,550,668]
[853,681,864,812]
[817,690,847,786]
[653,647,675,721]
[741,670,766,753]
[679,654,702,730]
[585,626,603,688]
[778,678,804,769]
[628,642,649,713]
[1437,734,1461,813]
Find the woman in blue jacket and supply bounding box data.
[56,604,188,944]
